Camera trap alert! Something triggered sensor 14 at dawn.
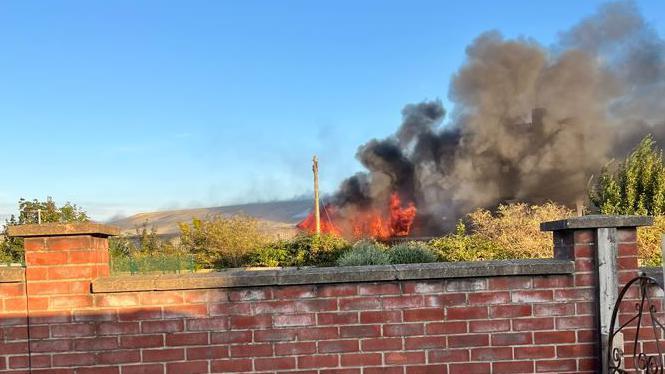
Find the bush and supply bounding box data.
[336,240,389,267]
[429,221,507,262]
[248,233,350,268]
[638,215,665,266]
[388,241,437,264]
[467,202,573,259]
[179,215,270,268]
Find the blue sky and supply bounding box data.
[1,0,664,221]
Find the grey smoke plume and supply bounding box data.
[333,1,665,233]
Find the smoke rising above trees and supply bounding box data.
[332,1,665,233]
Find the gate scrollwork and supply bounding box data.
[608,275,665,373]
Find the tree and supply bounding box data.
[179,215,269,268]
[0,197,89,263]
[589,135,665,215]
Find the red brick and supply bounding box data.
[511,290,553,303]
[361,337,402,351]
[254,328,297,342]
[318,339,359,353]
[318,284,357,297]
[255,357,296,371]
[468,291,510,305]
[142,348,184,362]
[488,277,531,290]
[492,332,532,346]
[120,335,163,348]
[535,359,577,372]
[229,315,271,329]
[513,317,554,331]
[489,304,531,318]
[534,331,576,344]
[166,361,208,374]
[381,295,424,309]
[426,321,467,335]
[318,312,359,325]
[340,325,381,338]
[557,343,595,358]
[383,323,424,336]
[211,359,252,372]
[533,303,575,316]
[187,346,228,360]
[97,350,141,364]
[339,297,382,311]
[121,364,165,374]
[340,353,382,366]
[449,362,490,373]
[448,334,489,348]
[469,320,510,333]
[447,306,487,320]
[230,343,273,357]
[359,310,401,324]
[141,320,183,333]
[273,285,316,299]
[297,326,339,340]
[515,346,555,359]
[404,308,445,321]
[429,349,470,363]
[406,364,448,374]
[298,355,339,369]
[405,336,446,350]
[425,293,467,307]
[358,282,401,295]
[165,332,208,346]
[493,361,534,373]
[471,347,512,360]
[533,275,574,288]
[385,351,426,365]
[274,313,315,327]
[275,342,316,355]
[52,352,95,367]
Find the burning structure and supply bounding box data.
[300,1,665,238]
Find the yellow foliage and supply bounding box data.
[467,202,575,259]
[637,215,665,266]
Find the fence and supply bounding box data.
[0,216,659,373]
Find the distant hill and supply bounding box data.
[108,200,312,239]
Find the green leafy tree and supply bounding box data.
[0,197,89,263]
[179,215,270,268]
[590,135,665,215]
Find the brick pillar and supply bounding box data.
[7,223,119,312]
[541,215,652,374]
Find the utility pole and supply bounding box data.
[313,155,321,235]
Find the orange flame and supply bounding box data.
[297,193,417,239]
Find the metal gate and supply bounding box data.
[608,275,665,373]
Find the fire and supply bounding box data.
[297,193,417,239]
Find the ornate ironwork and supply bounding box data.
[608,275,665,373]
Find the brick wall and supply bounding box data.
[0,219,654,373]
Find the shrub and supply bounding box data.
[638,215,665,266]
[248,233,350,268]
[430,221,507,262]
[466,202,574,259]
[179,215,270,268]
[388,241,437,264]
[336,240,390,266]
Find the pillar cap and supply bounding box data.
[540,215,653,232]
[7,222,120,238]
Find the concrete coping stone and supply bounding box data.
[0,266,24,283]
[7,222,120,238]
[540,215,653,232]
[92,258,574,293]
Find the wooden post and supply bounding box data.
[313,155,321,235]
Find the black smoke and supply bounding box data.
[333,1,665,233]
